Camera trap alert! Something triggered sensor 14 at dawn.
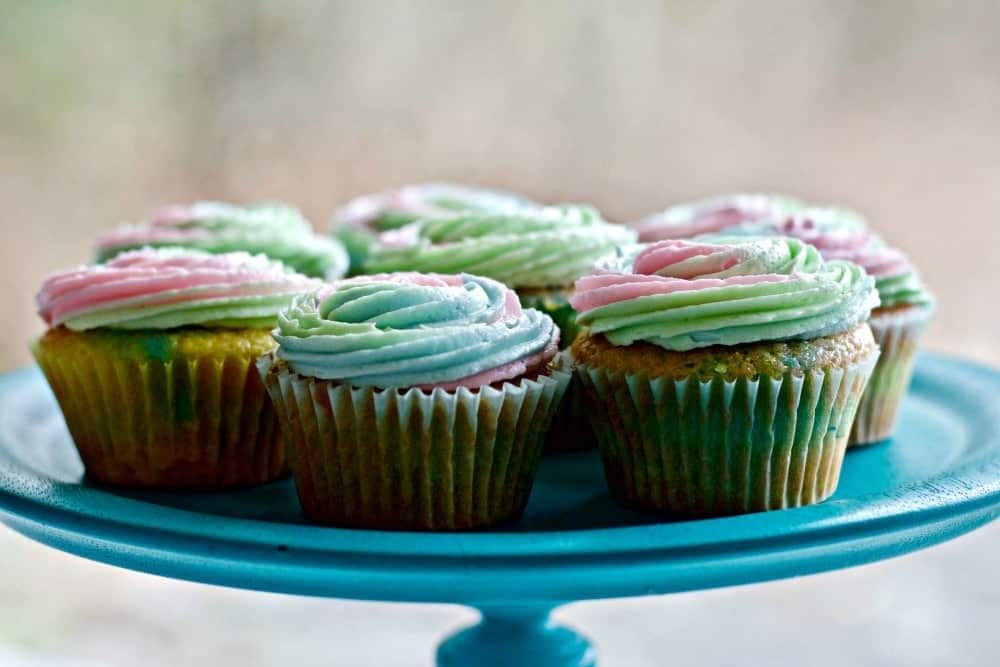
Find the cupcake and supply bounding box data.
[96,201,349,280]
[257,272,569,530]
[362,204,637,453]
[630,196,934,445]
[570,237,881,516]
[331,183,540,270]
[33,247,319,488]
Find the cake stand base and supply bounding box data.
[437,604,595,667]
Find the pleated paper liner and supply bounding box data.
[258,355,570,531]
[32,327,286,489]
[576,350,879,517]
[849,305,932,446]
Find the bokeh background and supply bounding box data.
[2,2,999,665]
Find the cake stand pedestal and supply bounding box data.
[1,354,999,666]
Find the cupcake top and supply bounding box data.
[630,195,932,310]
[333,182,539,234]
[332,183,542,271]
[570,237,879,351]
[95,201,349,280]
[363,205,638,288]
[629,194,803,242]
[37,247,319,331]
[273,272,559,389]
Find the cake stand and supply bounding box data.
[1,353,999,666]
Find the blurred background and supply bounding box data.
[2,1,999,665]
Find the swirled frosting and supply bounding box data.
[333,183,539,233]
[363,205,638,288]
[37,247,319,331]
[273,272,559,389]
[95,201,349,279]
[768,208,932,309]
[630,195,932,310]
[571,237,879,351]
[629,194,804,242]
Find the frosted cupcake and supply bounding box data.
[96,201,349,279]
[570,237,880,516]
[331,183,539,270]
[33,247,319,488]
[257,272,569,530]
[630,196,934,445]
[363,204,637,453]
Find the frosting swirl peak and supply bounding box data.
[571,237,879,351]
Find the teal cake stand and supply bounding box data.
[1,354,999,666]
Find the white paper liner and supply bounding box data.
[576,350,879,516]
[258,355,570,530]
[850,306,932,446]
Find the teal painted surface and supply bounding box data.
[0,354,998,666]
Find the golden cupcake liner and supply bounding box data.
[849,306,932,446]
[258,355,569,530]
[576,350,879,516]
[32,328,286,488]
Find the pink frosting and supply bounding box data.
[375,223,423,250]
[777,212,912,278]
[423,327,559,391]
[633,241,741,278]
[37,249,315,327]
[94,204,222,251]
[775,216,867,252]
[570,240,790,313]
[630,195,776,242]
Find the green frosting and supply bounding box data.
[576,237,880,351]
[274,274,558,388]
[875,271,933,309]
[67,294,308,331]
[363,205,637,288]
[96,202,349,279]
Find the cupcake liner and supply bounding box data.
[576,350,879,516]
[849,306,932,446]
[543,351,597,454]
[258,356,570,530]
[32,329,285,488]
